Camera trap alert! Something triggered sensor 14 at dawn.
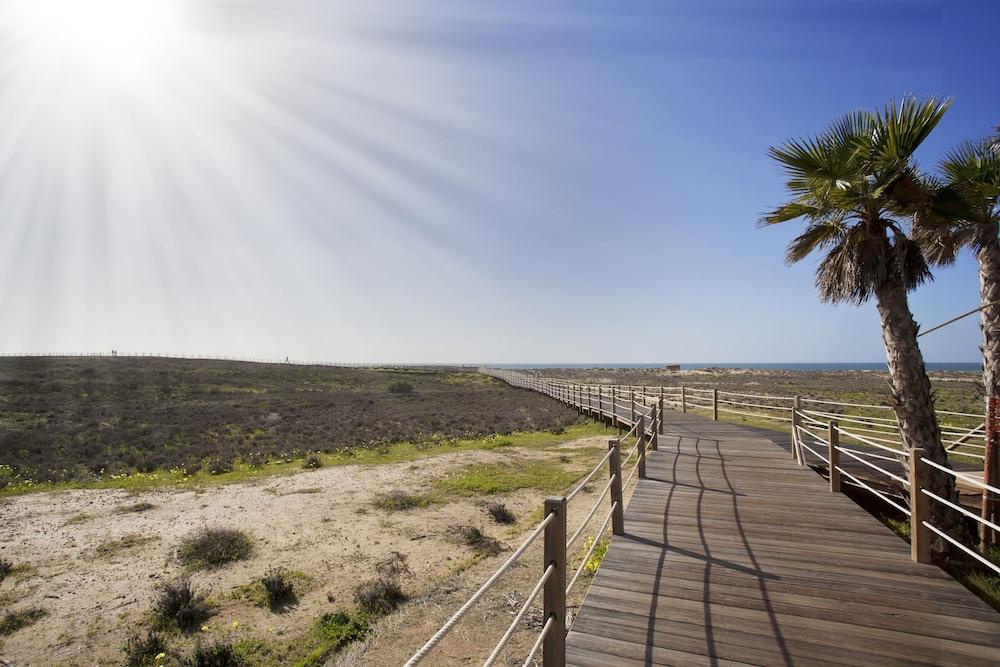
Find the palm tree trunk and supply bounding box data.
[875,278,972,548]
[976,235,1000,547]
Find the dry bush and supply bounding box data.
[178,528,254,570]
[485,501,516,525]
[154,579,211,631]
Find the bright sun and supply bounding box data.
[8,0,184,81]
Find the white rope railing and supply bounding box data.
[566,448,614,502]
[566,503,617,599]
[482,563,555,667]
[521,616,554,667]
[404,511,555,666]
[567,477,614,551]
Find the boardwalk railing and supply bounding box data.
[482,370,997,573]
[406,370,661,667]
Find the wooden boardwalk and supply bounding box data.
[566,411,1000,666]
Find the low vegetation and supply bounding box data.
[438,461,580,495]
[0,606,47,636]
[297,610,371,667]
[181,641,246,667]
[353,577,407,616]
[387,381,414,394]
[122,631,168,667]
[0,358,579,490]
[117,501,157,514]
[450,524,501,556]
[373,490,432,511]
[95,533,158,558]
[261,567,296,607]
[178,528,254,570]
[0,558,12,582]
[581,536,610,574]
[485,500,516,524]
[153,579,212,631]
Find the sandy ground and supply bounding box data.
[0,434,614,666]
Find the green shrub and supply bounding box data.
[154,579,211,631]
[261,567,296,607]
[302,454,323,469]
[0,607,47,635]
[178,528,254,570]
[373,490,431,512]
[305,610,371,664]
[122,631,168,667]
[0,558,12,582]
[485,501,516,525]
[181,641,246,667]
[387,381,414,394]
[353,577,407,616]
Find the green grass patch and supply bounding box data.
[373,490,434,511]
[291,610,371,667]
[0,422,611,497]
[437,461,580,495]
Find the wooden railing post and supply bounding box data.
[649,406,658,451]
[909,448,931,564]
[611,387,618,430]
[630,390,636,425]
[608,440,624,536]
[681,386,687,413]
[712,389,719,421]
[792,396,802,463]
[828,420,841,492]
[638,415,647,478]
[542,497,567,667]
[657,396,664,436]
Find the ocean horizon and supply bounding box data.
[489,362,981,372]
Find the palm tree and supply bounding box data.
[763,98,969,544]
[914,137,1000,545]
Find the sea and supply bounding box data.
[489,362,981,372]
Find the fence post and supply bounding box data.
[681,386,687,414]
[638,415,647,478]
[611,387,618,430]
[828,420,841,492]
[909,449,931,564]
[712,389,719,421]
[630,390,636,425]
[608,440,624,535]
[542,497,567,667]
[792,396,802,463]
[657,396,664,436]
[649,406,658,451]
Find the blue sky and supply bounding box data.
[1,0,997,363]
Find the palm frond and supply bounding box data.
[785,220,847,265]
[873,97,952,165]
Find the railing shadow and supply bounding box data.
[631,428,792,666]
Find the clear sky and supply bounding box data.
[1,0,997,363]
